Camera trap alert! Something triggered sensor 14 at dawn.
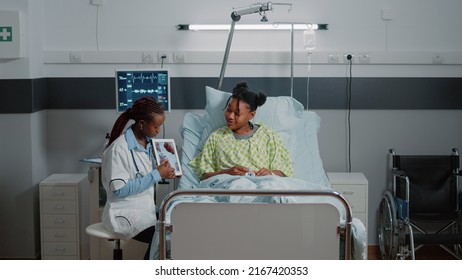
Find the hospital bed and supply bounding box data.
[150,86,367,260]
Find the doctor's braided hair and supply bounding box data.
[107,96,164,147]
[225,81,267,112]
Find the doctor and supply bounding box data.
[101,96,176,260]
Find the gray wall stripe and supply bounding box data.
[1,77,461,113]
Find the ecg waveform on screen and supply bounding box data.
[118,72,166,84]
[117,71,169,112]
[118,87,160,93]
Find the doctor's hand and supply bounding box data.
[157,160,176,179]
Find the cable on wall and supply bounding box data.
[382,8,392,51]
[346,54,353,172]
[95,5,101,51]
[385,21,389,51]
[160,55,166,68]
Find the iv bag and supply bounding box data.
[303,29,316,51]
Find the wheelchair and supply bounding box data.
[378,148,462,259]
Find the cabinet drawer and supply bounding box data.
[41,200,76,214]
[43,228,77,242]
[41,214,77,228]
[40,186,76,200]
[332,185,366,212]
[43,242,77,256]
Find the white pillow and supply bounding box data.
[198,86,329,186]
[178,112,205,189]
[199,86,305,151]
[197,86,232,150]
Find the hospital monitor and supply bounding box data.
[115,69,171,113]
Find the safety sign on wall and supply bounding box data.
[0,26,13,42]
[0,10,25,58]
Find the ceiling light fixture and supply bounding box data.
[176,23,328,31]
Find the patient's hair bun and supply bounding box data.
[231,81,267,111]
[255,92,267,107]
[232,81,250,94]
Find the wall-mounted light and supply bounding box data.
[177,23,328,31]
[178,22,328,91]
[178,2,328,90]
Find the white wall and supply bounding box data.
[0,0,46,258]
[41,0,462,53]
[0,112,46,258]
[1,0,462,256]
[40,0,462,78]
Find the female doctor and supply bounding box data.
[101,96,176,260]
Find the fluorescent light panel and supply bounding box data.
[177,23,328,31]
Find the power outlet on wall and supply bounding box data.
[344,53,355,63]
[173,51,185,63]
[358,53,370,64]
[69,52,82,63]
[142,52,154,63]
[432,53,443,64]
[328,54,340,63]
[157,51,169,63]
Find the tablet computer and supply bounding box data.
[152,138,182,177]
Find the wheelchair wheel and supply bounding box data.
[378,191,398,259]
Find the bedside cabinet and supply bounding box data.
[39,173,90,259]
[327,172,368,231]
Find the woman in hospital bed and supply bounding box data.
[150,83,368,259]
[189,81,295,180]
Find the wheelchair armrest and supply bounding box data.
[392,168,407,179]
[391,168,410,202]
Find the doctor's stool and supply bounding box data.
[86,222,123,260]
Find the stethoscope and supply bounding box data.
[130,141,156,179]
[130,149,143,178]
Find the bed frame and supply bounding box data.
[158,189,352,260]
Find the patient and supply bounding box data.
[189,81,295,180]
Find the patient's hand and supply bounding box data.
[226,166,249,176]
[201,166,249,180]
[255,168,285,177]
[255,168,272,176]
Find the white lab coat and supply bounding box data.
[101,129,157,239]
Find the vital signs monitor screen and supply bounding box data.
[115,69,171,113]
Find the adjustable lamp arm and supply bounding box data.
[217,2,274,90]
[231,2,273,21]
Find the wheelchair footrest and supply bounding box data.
[407,234,462,245]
